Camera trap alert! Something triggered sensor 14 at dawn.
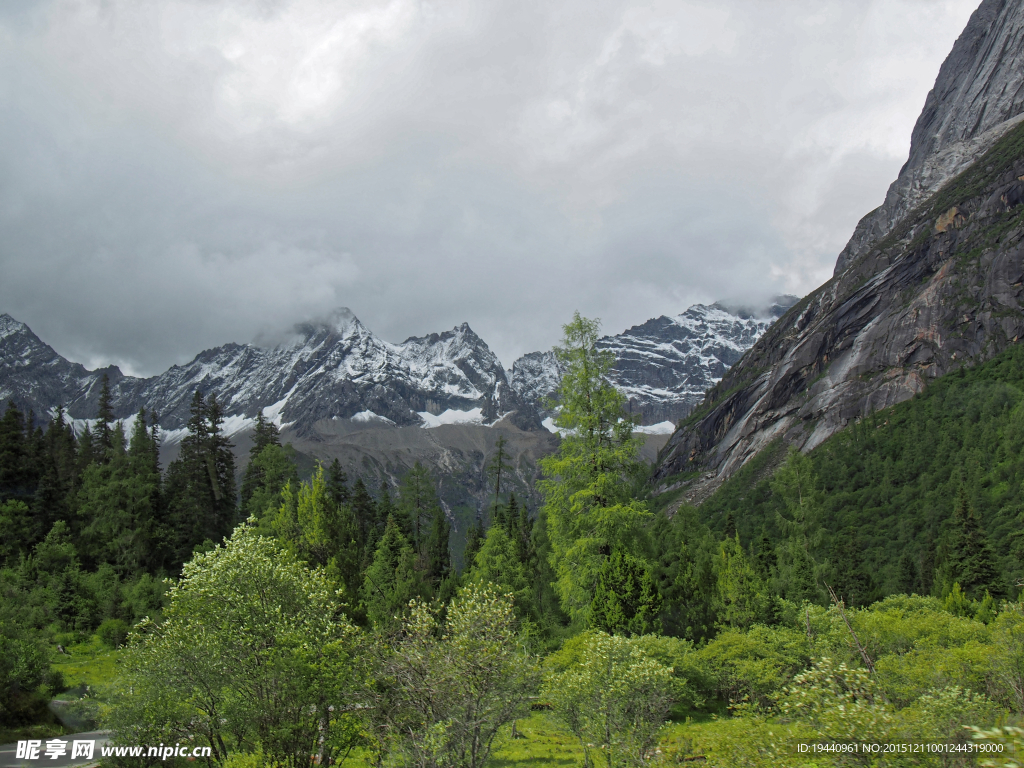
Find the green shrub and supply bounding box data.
[96,618,129,648]
[698,624,809,706]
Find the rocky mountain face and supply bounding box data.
[835,0,1024,275]
[0,308,538,436]
[509,300,797,430]
[655,0,1024,504]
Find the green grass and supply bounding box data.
[51,635,121,696]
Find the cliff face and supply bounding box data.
[834,0,1024,275]
[655,120,1024,502]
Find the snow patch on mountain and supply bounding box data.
[418,407,486,428]
[352,410,396,425]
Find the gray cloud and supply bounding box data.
[0,0,978,375]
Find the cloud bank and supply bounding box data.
[0,0,978,374]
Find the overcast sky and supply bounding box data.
[0,0,979,376]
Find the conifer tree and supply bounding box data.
[94,373,115,460]
[361,516,421,628]
[424,506,451,588]
[350,477,378,551]
[326,459,350,506]
[164,390,237,566]
[467,525,532,619]
[538,312,650,625]
[825,528,874,607]
[0,401,29,502]
[463,514,485,571]
[397,462,437,548]
[714,533,770,629]
[942,488,1004,599]
[487,434,512,522]
[752,528,775,583]
[242,444,299,523]
[896,552,919,595]
[590,550,662,636]
[239,412,281,509]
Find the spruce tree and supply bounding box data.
[164,390,237,566]
[350,477,378,551]
[361,516,421,628]
[326,459,350,506]
[239,412,281,509]
[0,401,28,502]
[463,514,485,571]
[424,506,451,588]
[397,462,437,548]
[944,488,1004,599]
[94,373,115,460]
[487,434,512,522]
[896,552,919,595]
[467,525,532,619]
[589,550,662,636]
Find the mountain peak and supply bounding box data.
[0,313,30,340]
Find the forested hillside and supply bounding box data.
[685,339,1024,604]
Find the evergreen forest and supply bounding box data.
[1,313,1023,767]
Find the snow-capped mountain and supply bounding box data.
[1,298,794,442]
[0,309,536,436]
[508,298,798,431]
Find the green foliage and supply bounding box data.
[360,516,421,628]
[590,550,662,636]
[968,725,1024,768]
[698,624,809,707]
[243,443,299,524]
[695,341,1024,600]
[713,534,772,630]
[164,391,237,566]
[96,618,129,648]
[543,631,676,768]
[539,313,651,626]
[108,520,362,768]
[367,584,539,768]
[777,657,897,744]
[467,525,532,620]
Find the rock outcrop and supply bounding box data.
[834,0,1024,275]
